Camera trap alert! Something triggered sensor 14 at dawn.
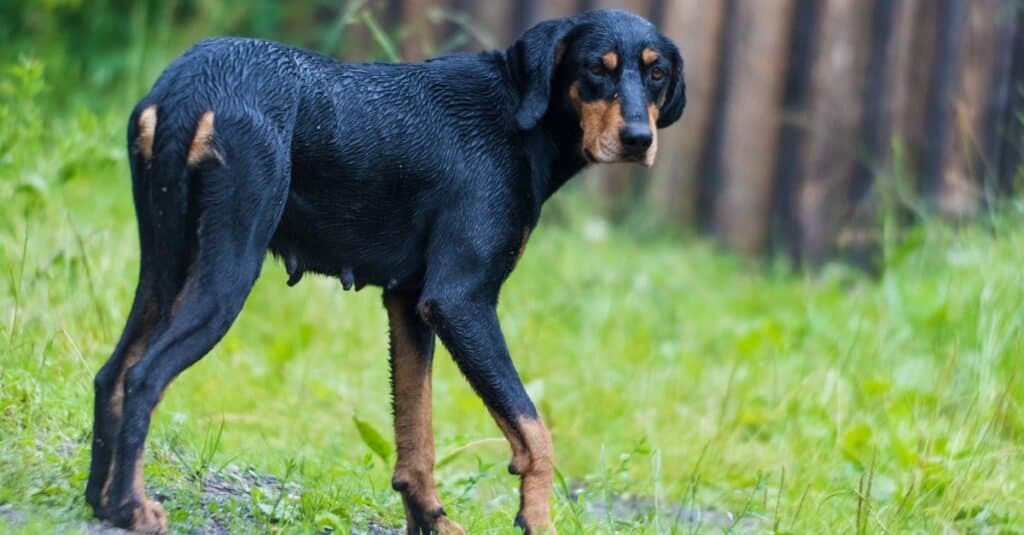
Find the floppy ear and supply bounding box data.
[656,43,686,128]
[507,17,578,131]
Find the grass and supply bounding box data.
[2,61,1024,534]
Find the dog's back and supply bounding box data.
[128,37,524,290]
[88,12,686,533]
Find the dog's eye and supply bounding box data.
[650,67,666,81]
[588,64,606,76]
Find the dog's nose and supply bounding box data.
[620,124,653,154]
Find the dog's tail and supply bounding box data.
[126,103,225,312]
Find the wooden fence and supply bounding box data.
[337,0,1023,265]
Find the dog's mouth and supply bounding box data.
[581,132,657,166]
[582,147,653,166]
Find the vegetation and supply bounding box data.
[2,4,1023,533]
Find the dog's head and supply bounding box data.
[507,9,686,166]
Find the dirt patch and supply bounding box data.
[573,485,764,533]
[0,505,28,526]
[2,462,759,533]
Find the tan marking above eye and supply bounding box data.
[642,47,660,66]
[602,51,618,70]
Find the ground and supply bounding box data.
[1,71,1023,533]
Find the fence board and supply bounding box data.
[466,1,517,50]
[368,0,1022,263]
[539,0,581,21]
[648,0,727,226]
[341,1,388,61]
[937,0,1002,216]
[400,0,455,60]
[772,0,817,261]
[999,5,1024,191]
[713,0,795,256]
[796,0,875,264]
[988,0,1020,195]
[880,0,938,185]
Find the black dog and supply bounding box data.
[85,9,684,533]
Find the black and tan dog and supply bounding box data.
[85,9,684,533]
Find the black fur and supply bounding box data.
[86,9,684,532]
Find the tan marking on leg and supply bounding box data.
[186,111,223,166]
[100,337,145,508]
[108,336,146,423]
[487,410,556,533]
[101,301,157,510]
[129,499,168,534]
[128,461,168,535]
[602,51,618,71]
[642,48,660,66]
[125,413,167,532]
[385,294,465,535]
[515,417,555,534]
[569,83,624,163]
[488,408,530,474]
[644,104,660,167]
[136,105,158,160]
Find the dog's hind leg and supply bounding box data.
[384,291,466,535]
[103,111,289,533]
[87,105,169,516]
[85,274,158,515]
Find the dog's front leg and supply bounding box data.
[384,291,466,535]
[419,297,556,534]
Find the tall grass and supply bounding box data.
[1,14,1023,533]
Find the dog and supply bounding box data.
[85,9,684,533]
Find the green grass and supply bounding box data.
[2,63,1024,534]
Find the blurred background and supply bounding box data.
[3,2,1024,531]
[2,0,1022,270]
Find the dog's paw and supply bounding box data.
[515,510,557,535]
[130,498,168,534]
[84,491,105,518]
[112,498,168,534]
[407,508,465,535]
[433,515,466,535]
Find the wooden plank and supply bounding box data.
[647,0,727,226]
[795,0,875,264]
[538,0,580,22]
[838,0,897,274]
[998,4,1024,192]
[919,0,966,200]
[712,0,796,256]
[466,1,518,50]
[772,0,818,261]
[984,0,1019,195]
[937,0,1002,216]
[400,0,455,60]
[881,0,939,177]
[341,1,389,61]
[591,0,651,12]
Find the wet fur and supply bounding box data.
[85,9,684,534]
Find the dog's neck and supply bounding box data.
[531,109,589,202]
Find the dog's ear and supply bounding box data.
[657,42,686,128]
[507,17,578,131]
